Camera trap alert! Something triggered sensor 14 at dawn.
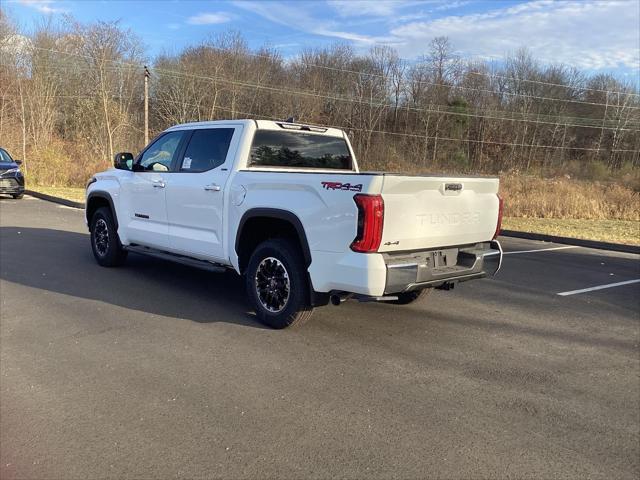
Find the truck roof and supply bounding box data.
[166,119,345,137]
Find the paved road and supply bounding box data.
[1,197,638,479]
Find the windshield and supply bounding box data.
[0,148,13,163]
[249,130,353,170]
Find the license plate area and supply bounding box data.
[430,249,458,269]
[0,179,17,187]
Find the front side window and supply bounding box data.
[179,128,234,172]
[249,131,353,170]
[138,131,184,172]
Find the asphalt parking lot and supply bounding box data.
[1,196,638,479]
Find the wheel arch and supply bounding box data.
[235,208,312,274]
[86,191,118,230]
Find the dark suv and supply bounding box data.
[0,148,25,199]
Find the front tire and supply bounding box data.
[90,207,127,267]
[245,238,313,329]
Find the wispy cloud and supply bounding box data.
[16,0,65,14]
[390,0,640,70]
[186,12,232,25]
[433,0,470,12]
[327,0,463,18]
[234,0,638,71]
[271,42,301,49]
[328,0,418,18]
[233,0,393,44]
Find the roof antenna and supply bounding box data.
[285,116,295,123]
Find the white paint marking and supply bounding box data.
[503,246,579,255]
[557,279,640,296]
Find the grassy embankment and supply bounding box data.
[28,175,640,245]
[29,186,86,204]
[501,218,639,245]
[499,175,639,245]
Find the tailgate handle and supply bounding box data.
[443,183,463,195]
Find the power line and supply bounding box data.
[5,64,640,131]
[1,81,635,153]
[465,70,640,97]
[24,46,640,111]
[2,58,638,133]
[149,66,640,133]
[3,52,639,151]
[154,98,638,153]
[153,42,640,99]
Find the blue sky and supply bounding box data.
[6,0,640,77]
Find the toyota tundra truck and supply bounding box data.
[86,119,503,328]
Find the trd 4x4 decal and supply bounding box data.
[321,181,363,192]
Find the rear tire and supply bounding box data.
[90,207,127,267]
[385,288,431,305]
[245,238,313,329]
[12,193,23,199]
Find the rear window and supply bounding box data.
[249,130,352,170]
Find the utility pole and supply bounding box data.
[144,65,150,145]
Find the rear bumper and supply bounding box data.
[308,241,502,297]
[383,241,502,294]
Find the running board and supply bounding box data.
[125,245,228,273]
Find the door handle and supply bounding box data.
[152,180,165,188]
[204,184,221,192]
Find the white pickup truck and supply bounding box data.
[86,119,503,328]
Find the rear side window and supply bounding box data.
[180,128,234,172]
[249,131,352,170]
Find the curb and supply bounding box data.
[22,191,639,255]
[25,190,85,209]
[500,230,640,255]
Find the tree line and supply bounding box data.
[1,12,638,186]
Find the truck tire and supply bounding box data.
[245,238,313,329]
[385,288,431,305]
[12,193,23,199]
[90,206,128,267]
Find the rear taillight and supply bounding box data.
[350,194,384,253]
[493,195,504,239]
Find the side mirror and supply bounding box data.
[14,159,22,165]
[114,152,134,171]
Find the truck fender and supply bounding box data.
[235,208,312,267]
[86,191,118,230]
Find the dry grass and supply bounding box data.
[500,175,640,221]
[503,217,640,246]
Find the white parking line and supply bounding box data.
[503,246,579,255]
[557,279,640,296]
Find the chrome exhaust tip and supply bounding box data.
[330,294,344,306]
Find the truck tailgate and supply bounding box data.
[378,175,500,252]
